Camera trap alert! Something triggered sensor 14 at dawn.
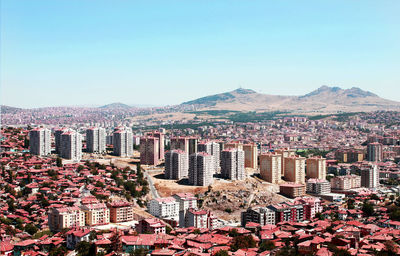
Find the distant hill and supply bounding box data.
[99,103,132,109]
[0,105,23,114]
[181,86,400,114]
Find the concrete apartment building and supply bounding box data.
[189,152,215,186]
[306,178,331,195]
[151,131,165,161]
[279,183,306,198]
[48,207,85,232]
[140,136,160,165]
[137,218,166,234]
[367,142,383,162]
[241,207,276,227]
[361,165,379,189]
[172,193,198,227]
[284,156,306,184]
[86,127,106,153]
[198,141,220,173]
[221,148,245,180]
[55,127,68,154]
[147,197,180,221]
[107,201,134,223]
[188,138,198,155]
[259,152,282,184]
[80,203,110,226]
[60,130,82,161]
[113,127,133,157]
[330,175,361,190]
[164,150,188,180]
[275,148,296,176]
[243,143,258,169]
[170,137,189,153]
[306,156,327,180]
[29,128,51,156]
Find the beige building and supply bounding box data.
[306,156,327,180]
[107,201,134,223]
[48,207,85,232]
[243,143,258,169]
[279,183,306,198]
[275,148,296,175]
[284,156,306,184]
[81,203,110,226]
[260,153,282,184]
[330,175,361,190]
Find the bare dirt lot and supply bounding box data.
[149,169,288,223]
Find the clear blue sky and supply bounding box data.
[1,0,399,108]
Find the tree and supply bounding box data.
[49,246,67,256]
[214,250,229,256]
[259,240,276,252]
[230,235,256,251]
[24,223,38,235]
[362,202,374,216]
[129,248,149,256]
[56,157,63,167]
[76,241,96,256]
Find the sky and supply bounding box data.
[1,0,400,108]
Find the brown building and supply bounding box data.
[243,143,258,169]
[306,156,326,180]
[279,183,306,198]
[107,201,134,223]
[259,152,282,184]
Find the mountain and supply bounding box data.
[0,105,23,114]
[99,103,132,109]
[181,86,400,113]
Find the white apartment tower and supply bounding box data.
[86,127,106,153]
[60,130,82,161]
[189,152,214,186]
[29,128,51,156]
[198,141,220,173]
[165,150,189,180]
[113,127,133,157]
[221,149,245,180]
[361,165,379,189]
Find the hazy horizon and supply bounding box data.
[1,1,399,108]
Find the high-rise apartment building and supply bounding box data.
[243,143,258,169]
[60,130,82,161]
[330,175,361,190]
[147,197,180,221]
[367,142,383,162]
[86,127,106,153]
[221,149,245,180]
[198,141,220,173]
[107,202,134,223]
[259,153,282,184]
[188,138,198,155]
[113,127,133,157]
[80,203,110,226]
[361,165,379,189]
[29,128,51,156]
[165,150,188,180]
[284,156,306,184]
[55,128,68,153]
[151,131,165,161]
[170,137,189,153]
[140,137,160,165]
[275,148,296,176]
[189,152,214,186]
[306,156,327,180]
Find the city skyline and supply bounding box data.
[1,0,399,108]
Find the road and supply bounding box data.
[143,168,161,199]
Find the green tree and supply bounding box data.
[56,157,63,167]
[214,250,229,256]
[24,223,38,235]
[129,248,149,256]
[259,240,276,252]
[230,235,256,251]
[362,202,374,216]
